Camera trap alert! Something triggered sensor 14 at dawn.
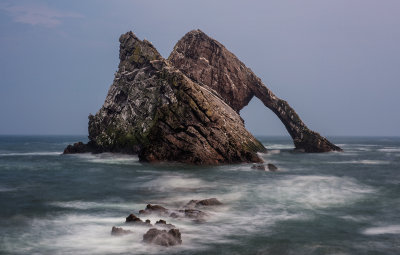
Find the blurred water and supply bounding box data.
[0,135,399,254]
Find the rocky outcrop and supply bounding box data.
[155,219,176,229]
[111,226,133,236]
[143,228,182,246]
[185,198,222,208]
[65,29,341,162]
[168,30,342,152]
[139,204,169,216]
[65,31,265,164]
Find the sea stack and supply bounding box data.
[169,30,341,152]
[65,31,265,164]
[64,29,341,163]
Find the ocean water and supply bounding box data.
[0,135,399,255]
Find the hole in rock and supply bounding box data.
[240,97,292,147]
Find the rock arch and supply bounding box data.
[168,30,341,152]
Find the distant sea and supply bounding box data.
[0,135,399,254]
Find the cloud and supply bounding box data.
[0,2,83,27]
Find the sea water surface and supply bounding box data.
[0,135,399,254]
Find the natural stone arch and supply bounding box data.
[168,30,341,152]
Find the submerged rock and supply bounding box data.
[64,31,265,164]
[143,228,182,246]
[111,226,133,236]
[267,163,278,171]
[185,198,222,208]
[251,164,266,170]
[179,209,207,222]
[169,29,342,153]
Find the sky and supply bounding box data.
[0,0,399,136]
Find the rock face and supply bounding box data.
[67,31,265,164]
[168,30,342,152]
[143,228,182,246]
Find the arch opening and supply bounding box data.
[239,97,294,149]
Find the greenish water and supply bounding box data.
[0,136,399,254]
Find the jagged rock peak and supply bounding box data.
[169,30,342,153]
[65,31,266,164]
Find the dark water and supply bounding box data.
[0,135,399,254]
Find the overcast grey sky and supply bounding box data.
[0,0,399,136]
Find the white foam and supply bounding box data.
[0,152,61,156]
[140,174,212,192]
[330,160,389,165]
[50,201,140,211]
[378,147,400,153]
[363,225,400,235]
[267,149,281,155]
[263,143,294,150]
[20,214,183,254]
[72,153,140,165]
[256,175,374,209]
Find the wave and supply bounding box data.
[378,147,400,153]
[0,186,16,192]
[363,225,400,235]
[330,160,390,165]
[263,143,294,150]
[256,175,375,209]
[138,174,213,192]
[71,153,140,165]
[0,152,61,157]
[50,201,141,211]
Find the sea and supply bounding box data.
[0,135,399,255]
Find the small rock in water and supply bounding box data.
[251,164,266,170]
[179,209,207,222]
[140,204,169,216]
[63,142,91,154]
[267,163,278,171]
[143,228,182,246]
[111,226,132,236]
[155,219,176,229]
[169,212,179,218]
[126,213,142,223]
[185,198,222,208]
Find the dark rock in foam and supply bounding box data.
[111,226,132,236]
[143,228,182,246]
[185,198,222,208]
